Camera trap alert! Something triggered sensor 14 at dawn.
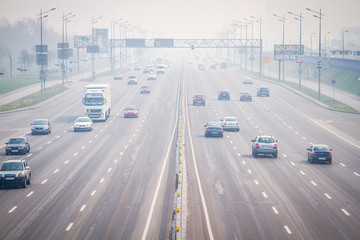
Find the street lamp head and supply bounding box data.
[306,8,311,11]
[51,8,56,11]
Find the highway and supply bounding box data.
[0,56,360,240]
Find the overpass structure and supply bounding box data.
[109,38,263,73]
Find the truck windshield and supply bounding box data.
[84,93,104,106]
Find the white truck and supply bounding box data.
[82,84,111,121]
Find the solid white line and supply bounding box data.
[27,191,34,197]
[141,83,180,240]
[341,209,350,216]
[8,206,17,213]
[272,207,279,214]
[324,193,332,199]
[65,223,73,231]
[284,226,292,234]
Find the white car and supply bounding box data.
[127,75,138,85]
[243,76,253,84]
[221,117,240,132]
[114,73,122,80]
[74,117,93,132]
[147,72,156,80]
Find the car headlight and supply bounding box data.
[17,172,24,177]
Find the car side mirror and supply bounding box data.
[306,148,311,151]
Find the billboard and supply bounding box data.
[125,38,145,47]
[154,39,174,48]
[274,44,304,60]
[92,28,108,53]
[74,35,93,48]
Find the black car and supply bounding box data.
[257,87,270,97]
[0,159,31,188]
[5,137,30,155]
[218,91,230,100]
[204,122,223,138]
[307,144,332,164]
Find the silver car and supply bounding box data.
[221,117,239,132]
[251,135,278,158]
[74,116,93,132]
[31,119,51,135]
[0,159,31,188]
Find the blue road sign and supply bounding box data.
[331,80,336,84]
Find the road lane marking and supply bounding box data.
[290,162,295,166]
[81,146,86,149]
[88,140,92,143]
[254,180,259,185]
[284,226,292,234]
[300,171,305,175]
[27,191,34,197]
[41,179,48,184]
[310,181,317,186]
[262,192,268,198]
[47,141,52,144]
[8,206,17,213]
[114,159,118,163]
[324,193,332,199]
[27,154,32,157]
[248,169,252,174]
[64,160,69,164]
[341,209,350,216]
[80,205,86,212]
[282,154,287,158]
[107,168,112,173]
[65,223,73,231]
[272,207,279,214]
[54,169,60,173]
[354,172,360,177]
[100,178,104,183]
[91,190,96,196]
[56,136,60,139]
[73,152,78,156]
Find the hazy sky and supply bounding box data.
[1,0,359,50]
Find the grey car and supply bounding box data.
[0,159,31,188]
[31,119,51,135]
[5,137,30,155]
[251,135,278,158]
[221,117,240,132]
[204,122,223,137]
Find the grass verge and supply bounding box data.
[284,81,357,113]
[0,84,67,112]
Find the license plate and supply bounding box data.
[212,132,218,134]
[319,158,326,160]
[6,177,15,180]
[12,150,19,152]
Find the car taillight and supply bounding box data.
[236,122,239,125]
[329,152,332,156]
[273,143,277,149]
[220,128,223,131]
[312,152,316,156]
[206,128,210,130]
[224,122,227,125]
[256,143,259,148]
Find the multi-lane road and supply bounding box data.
[0,57,360,239]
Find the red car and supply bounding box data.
[240,92,252,101]
[124,105,138,118]
[193,94,206,106]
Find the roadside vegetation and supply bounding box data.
[0,84,67,112]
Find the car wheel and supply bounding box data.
[310,158,314,164]
[27,175,31,185]
[328,159,332,164]
[273,153,278,158]
[220,133,223,138]
[22,180,27,188]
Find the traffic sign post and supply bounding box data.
[331,80,336,101]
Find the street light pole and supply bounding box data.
[38,7,55,98]
[342,30,348,59]
[8,55,12,78]
[251,16,263,75]
[307,7,324,100]
[244,18,254,73]
[91,16,102,81]
[273,14,286,81]
[288,11,304,89]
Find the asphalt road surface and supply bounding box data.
[0,57,359,240]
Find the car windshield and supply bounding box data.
[141,86,149,89]
[33,120,48,125]
[314,145,330,151]
[1,162,23,171]
[76,117,90,123]
[8,138,25,144]
[258,137,274,143]
[126,106,136,110]
[128,76,136,79]
[242,92,250,95]
[207,122,220,126]
[195,95,203,98]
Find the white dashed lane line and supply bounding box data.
[27,191,34,197]
[8,206,17,213]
